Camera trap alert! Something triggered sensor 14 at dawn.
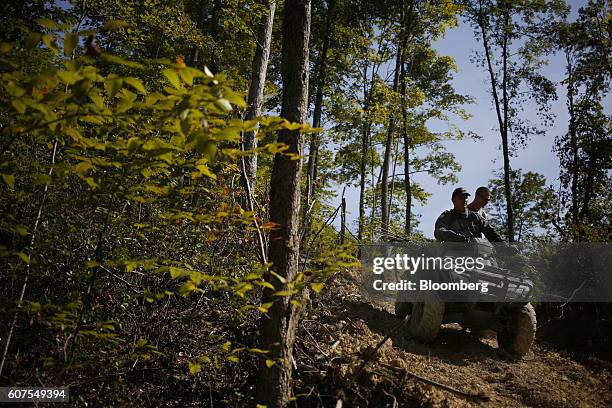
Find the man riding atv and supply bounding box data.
[395,187,537,358]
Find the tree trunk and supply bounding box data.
[501,8,515,241]
[565,50,579,225]
[255,0,311,406]
[358,64,371,242]
[303,0,335,240]
[208,0,222,73]
[479,3,514,241]
[188,0,208,65]
[242,0,276,198]
[381,6,404,234]
[340,196,346,245]
[401,60,412,236]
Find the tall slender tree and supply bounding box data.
[242,0,277,196]
[303,0,336,240]
[255,0,311,406]
[462,0,562,241]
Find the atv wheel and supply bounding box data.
[497,303,537,358]
[394,302,413,319]
[409,302,445,343]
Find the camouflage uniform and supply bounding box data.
[434,209,503,243]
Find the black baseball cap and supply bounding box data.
[452,187,471,199]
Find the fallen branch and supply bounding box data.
[377,361,490,402]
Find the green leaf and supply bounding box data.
[270,270,287,284]
[57,70,82,85]
[104,77,123,97]
[227,355,239,363]
[75,161,93,173]
[188,362,201,374]
[100,53,144,69]
[248,348,269,354]
[162,69,181,88]
[169,267,185,279]
[195,164,216,179]
[311,282,325,293]
[178,281,197,296]
[272,290,295,297]
[222,341,231,351]
[127,137,142,153]
[124,77,147,94]
[6,82,25,97]
[116,90,137,113]
[178,69,193,86]
[81,115,104,125]
[1,174,15,189]
[89,90,104,109]
[103,20,129,31]
[41,34,59,53]
[196,140,218,162]
[16,252,30,264]
[64,32,78,56]
[35,18,57,30]
[84,177,100,189]
[11,100,26,114]
[258,302,274,313]
[265,359,275,368]
[15,225,28,236]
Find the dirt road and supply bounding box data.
[293,269,612,407]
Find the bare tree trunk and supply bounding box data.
[478,1,514,241]
[565,50,579,225]
[358,64,371,242]
[381,6,404,234]
[501,8,514,241]
[242,0,276,198]
[400,60,412,236]
[303,0,335,240]
[340,196,346,245]
[387,122,400,222]
[255,0,311,406]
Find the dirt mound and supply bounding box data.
[293,268,612,407]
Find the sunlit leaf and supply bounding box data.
[103,20,130,31]
[64,32,78,56]
[311,282,325,293]
[162,69,181,88]
[124,77,147,94]
[1,174,15,189]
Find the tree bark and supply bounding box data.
[188,0,208,66]
[208,0,222,73]
[478,0,514,241]
[400,60,412,236]
[242,0,277,198]
[381,7,404,234]
[255,1,311,406]
[303,0,335,241]
[358,64,372,242]
[565,50,579,225]
[500,7,515,241]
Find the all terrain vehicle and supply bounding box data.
[395,238,537,358]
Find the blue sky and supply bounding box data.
[332,0,610,239]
